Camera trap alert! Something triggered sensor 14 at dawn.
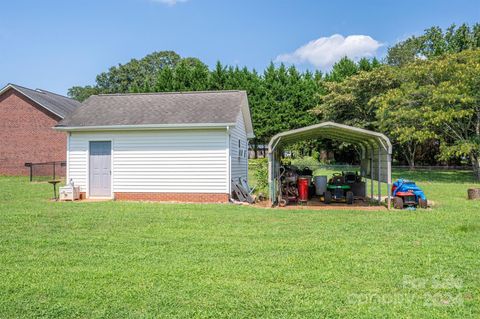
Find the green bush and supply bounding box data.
[249,158,268,194]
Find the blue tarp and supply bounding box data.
[392,179,427,201]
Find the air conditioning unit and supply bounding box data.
[59,185,80,201]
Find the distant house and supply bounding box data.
[249,144,268,158]
[55,91,254,202]
[0,83,80,175]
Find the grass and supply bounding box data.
[0,170,479,318]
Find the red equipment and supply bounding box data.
[297,177,309,202]
[391,184,426,209]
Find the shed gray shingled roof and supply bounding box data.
[57,91,247,127]
[3,84,81,118]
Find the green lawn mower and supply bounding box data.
[324,173,355,205]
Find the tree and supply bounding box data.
[376,50,480,178]
[170,58,210,91]
[313,66,399,130]
[209,61,228,90]
[373,81,437,168]
[97,51,181,93]
[421,26,447,57]
[155,66,175,91]
[68,51,182,100]
[324,57,359,82]
[423,50,480,179]
[473,23,480,48]
[386,36,424,66]
[387,23,480,66]
[67,85,99,102]
[446,23,473,53]
[357,57,381,72]
[258,63,319,143]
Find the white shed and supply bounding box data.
[55,91,254,202]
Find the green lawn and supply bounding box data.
[0,171,479,318]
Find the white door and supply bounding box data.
[89,141,111,197]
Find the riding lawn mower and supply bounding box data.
[324,172,360,205]
[391,179,428,209]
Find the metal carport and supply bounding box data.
[268,122,393,208]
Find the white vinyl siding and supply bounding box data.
[67,129,228,195]
[68,134,88,189]
[230,111,248,183]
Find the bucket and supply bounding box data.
[314,176,327,195]
[298,177,310,202]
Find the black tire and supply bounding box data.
[418,198,428,209]
[324,191,332,204]
[393,196,404,209]
[346,191,354,205]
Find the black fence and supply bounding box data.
[284,164,473,171]
[24,161,66,182]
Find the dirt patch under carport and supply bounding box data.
[254,197,387,211]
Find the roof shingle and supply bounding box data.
[57,91,247,127]
[5,84,81,118]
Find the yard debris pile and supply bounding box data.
[231,178,255,204]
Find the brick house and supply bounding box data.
[0,83,81,175]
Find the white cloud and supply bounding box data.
[151,0,187,6]
[275,34,382,69]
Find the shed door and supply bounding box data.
[89,141,111,197]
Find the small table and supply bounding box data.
[48,180,61,201]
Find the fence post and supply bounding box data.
[25,163,33,182]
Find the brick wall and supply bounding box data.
[114,192,229,203]
[0,89,66,175]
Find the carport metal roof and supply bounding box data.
[267,122,393,208]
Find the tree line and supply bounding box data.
[69,23,480,179]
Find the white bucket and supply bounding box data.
[314,176,328,195]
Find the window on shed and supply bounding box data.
[238,139,246,159]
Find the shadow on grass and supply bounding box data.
[392,169,477,184]
[454,224,480,233]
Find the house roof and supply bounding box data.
[56,90,254,137]
[0,83,81,119]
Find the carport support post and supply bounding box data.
[268,152,274,206]
[370,150,374,200]
[387,153,392,209]
[378,148,381,203]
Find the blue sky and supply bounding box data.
[1,0,479,95]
